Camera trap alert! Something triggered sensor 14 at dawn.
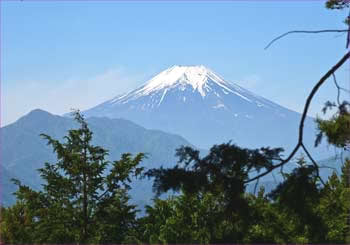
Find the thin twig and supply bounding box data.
[265,29,349,50]
[254,178,260,196]
[280,165,286,181]
[340,87,350,93]
[346,9,350,48]
[333,73,341,106]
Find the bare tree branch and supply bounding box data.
[264,29,349,50]
[301,143,326,186]
[245,52,350,184]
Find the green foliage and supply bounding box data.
[0,110,145,244]
[268,162,327,243]
[316,113,350,148]
[0,201,36,243]
[325,0,350,26]
[243,188,291,243]
[138,165,350,244]
[141,191,240,244]
[319,172,348,242]
[3,116,350,244]
[2,1,350,243]
[138,152,350,244]
[146,143,283,215]
[326,0,350,10]
[1,108,191,207]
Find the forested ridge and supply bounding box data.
[1,110,350,244]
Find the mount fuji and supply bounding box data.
[83,65,326,158]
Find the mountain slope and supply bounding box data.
[0,166,22,206]
[1,109,194,206]
[83,65,326,159]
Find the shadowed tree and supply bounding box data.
[146,142,283,242]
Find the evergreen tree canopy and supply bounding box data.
[146,143,283,214]
[0,111,145,244]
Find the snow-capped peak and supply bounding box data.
[107,65,280,111]
[136,65,229,97]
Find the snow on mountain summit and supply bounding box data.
[138,65,227,97]
[82,65,321,152]
[108,65,274,109]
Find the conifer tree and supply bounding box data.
[0,110,145,244]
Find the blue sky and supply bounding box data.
[2,1,349,126]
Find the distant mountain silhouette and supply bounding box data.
[82,65,329,160]
[1,109,194,207]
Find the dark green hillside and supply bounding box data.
[1,109,193,206]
